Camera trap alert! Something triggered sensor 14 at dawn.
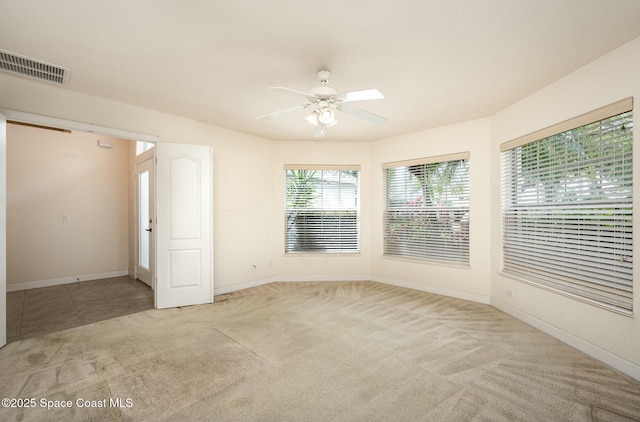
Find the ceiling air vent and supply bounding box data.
[0,49,70,86]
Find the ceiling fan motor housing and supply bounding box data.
[317,70,331,82]
[311,69,337,98]
[310,86,338,98]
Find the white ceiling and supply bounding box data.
[2,1,640,142]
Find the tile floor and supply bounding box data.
[6,276,154,343]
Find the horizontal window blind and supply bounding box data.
[285,167,359,253]
[383,154,470,264]
[502,107,633,312]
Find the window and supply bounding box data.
[383,153,470,264]
[136,141,154,155]
[501,98,633,313]
[285,165,360,253]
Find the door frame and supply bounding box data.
[0,110,161,144]
[0,110,160,318]
[0,113,6,348]
[134,148,156,288]
[1,109,216,349]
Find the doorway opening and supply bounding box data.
[1,110,214,348]
[5,122,154,342]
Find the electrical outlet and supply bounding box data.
[505,288,513,297]
[63,214,71,223]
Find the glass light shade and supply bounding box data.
[318,107,335,124]
[306,110,319,126]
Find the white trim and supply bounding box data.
[284,164,361,171]
[500,97,633,151]
[372,275,491,304]
[214,274,371,296]
[492,297,640,382]
[135,146,155,163]
[276,274,371,283]
[1,113,6,348]
[499,271,633,318]
[381,254,471,270]
[214,276,277,295]
[382,151,470,169]
[6,270,129,292]
[215,274,490,305]
[0,109,161,143]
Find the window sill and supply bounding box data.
[381,254,470,270]
[499,271,634,318]
[284,251,361,257]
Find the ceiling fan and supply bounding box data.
[257,69,387,137]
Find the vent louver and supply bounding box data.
[0,49,69,86]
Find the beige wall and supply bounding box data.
[6,124,130,287]
[370,118,493,302]
[211,133,274,289]
[489,36,640,374]
[270,140,372,282]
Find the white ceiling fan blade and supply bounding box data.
[335,88,384,102]
[337,103,388,125]
[256,104,309,119]
[270,86,317,99]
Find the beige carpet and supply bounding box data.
[1,281,639,421]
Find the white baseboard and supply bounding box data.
[6,270,130,292]
[214,274,490,305]
[492,297,640,382]
[372,275,491,304]
[214,275,490,304]
[213,274,371,296]
[276,274,372,283]
[214,276,277,296]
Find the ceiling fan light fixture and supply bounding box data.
[306,110,319,126]
[318,107,335,125]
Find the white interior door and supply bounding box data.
[135,154,154,287]
[155,142,213,309]
[0,114,6,348]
